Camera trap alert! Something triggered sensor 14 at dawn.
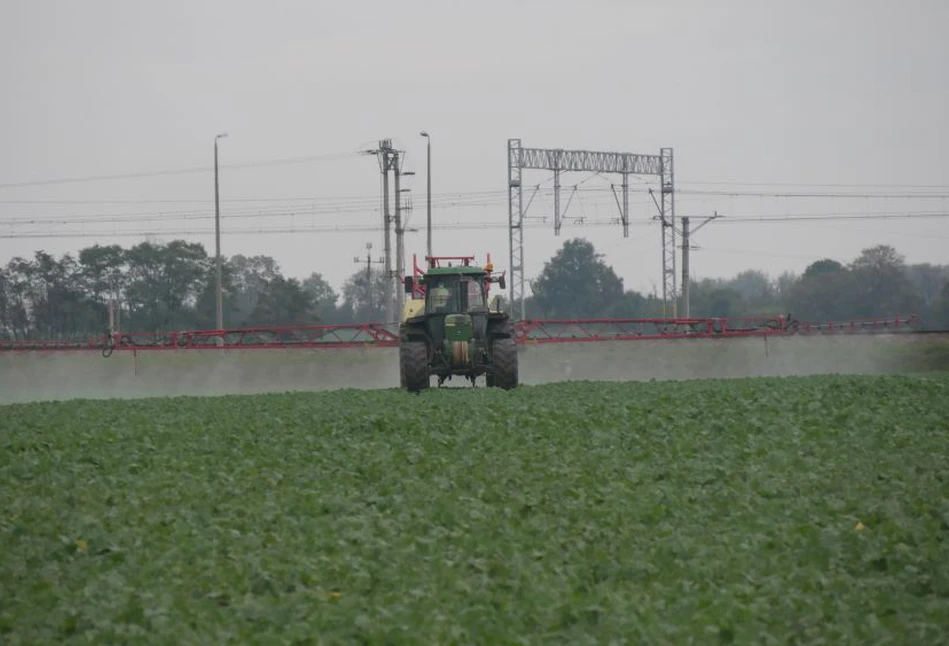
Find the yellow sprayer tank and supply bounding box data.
[401,298,425,323]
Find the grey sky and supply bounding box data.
[2,0,948,299]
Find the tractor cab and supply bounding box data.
[398,253,516,391]
[403,255,503,318]
[425,274,486,314]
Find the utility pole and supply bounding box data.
[364,138,415,323]
[108,271,117,336]
[381,149,393,322]
[393,149,404,318]
[364,139,397,323]
[394,158,414,318]
[420,131,432,260]
[680,211,722,318]
[354,243,384,321]
[681,216,691,318]
[112,270,122,334]
[214,133,228,332]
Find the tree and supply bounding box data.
[123,240,210,331]
[302,272,339,323]
[193,261,239,329]
[0,266,9,337]
[719,269,787,315]
[1,258,33,339]
[802,259,844,279]
[931,280,949,329]
[0,252,98,340]
[530,239,625,318]
[727,270,774,305]
[248,275,314,325]
[194,254,322,327]
[774,271,798,307]
[339,267,388,323]
[608,290,650,318]
[222,254,280,325]
[905,263,949,308]
[688,278,746,317]
[78,244,125,307]
[848,245,922,317]
[787,258,857,321]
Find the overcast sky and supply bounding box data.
[2,0,947,300]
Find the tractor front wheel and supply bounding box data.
[491,338,518,390]
[400,341,430,393]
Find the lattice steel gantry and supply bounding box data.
[507,139,525,321]
[660,147,676,318]
[506,139,676,319]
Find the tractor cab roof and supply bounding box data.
[423,266,486,279]
[407,254,504,299]
[420,255,489,281]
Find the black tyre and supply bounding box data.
[400,341,430,393]
[491,337,518,390]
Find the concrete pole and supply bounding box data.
[393,151,404,318]
[366,244,373,321]
[420,131,431,261]
[681,216,690,318]
[382,154,393,324]
[214,133,228,332]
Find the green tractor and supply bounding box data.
[399,255,518,392]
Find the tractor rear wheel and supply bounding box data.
[491,337,518,390]
[400,341,430,393]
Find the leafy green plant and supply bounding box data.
[2,375,948,643]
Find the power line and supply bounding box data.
[0,188,509,205]
[678,180,949,190]
[679,189,949,199]
[0,195,516,225]
[3,204,946,228]
[0,152,362,190]
[5,184,945,210]
[696,246,826,262]
[0,221,530,239]
[711,212,949,223]
[19,185,944,227]
[3,211,948,240]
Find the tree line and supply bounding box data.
[1,238,947,340]
[0,241,387,340]
[524,239,949,328]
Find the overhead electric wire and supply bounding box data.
[0,221,547,239]
[708,212,949,223]
[0,190,501,206]
[3,205,945,228]
[0,193,519,225]
[5,184,945,210]
[3,211,949,241]
[696,246,826,261]
[0,151,362,190]
[679,189,949,199]
[677,180,949,190]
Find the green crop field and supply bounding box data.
[3,375,949,644]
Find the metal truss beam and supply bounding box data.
[519,148,662,174]
[508,140,671,320]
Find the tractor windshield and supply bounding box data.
[465,279,486,311]
[424,275,487,314]
[426,277,460,313]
